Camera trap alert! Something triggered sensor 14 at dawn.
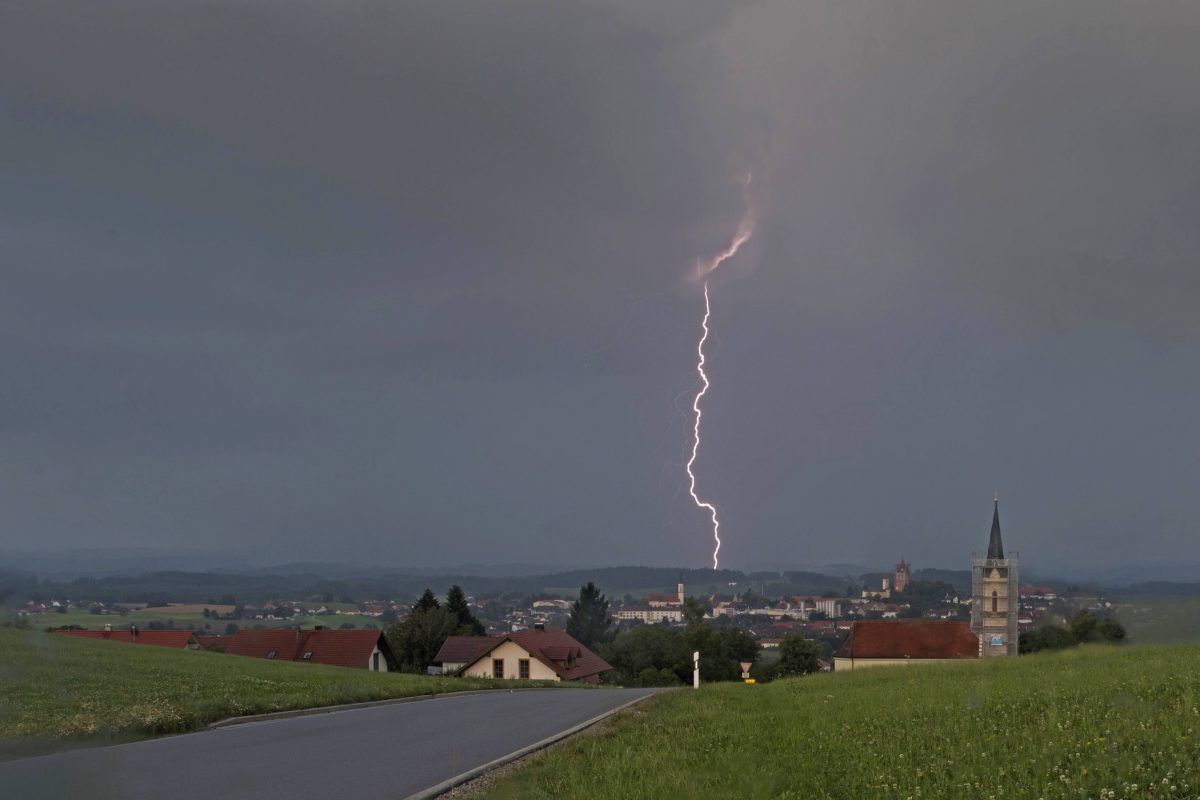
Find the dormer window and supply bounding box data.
[266,650,277,659]
[303,651,313,660]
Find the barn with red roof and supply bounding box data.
[834,620,980,670]
[226,626,396,671]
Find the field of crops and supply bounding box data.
[484,644,1200,799]
[0,628,550,759]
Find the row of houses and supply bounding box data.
[55,622,611,683]
[57,625,396,671]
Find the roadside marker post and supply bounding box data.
[693,651,700,689]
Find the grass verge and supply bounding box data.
[482,644,1200,799]
[0,628,557,759]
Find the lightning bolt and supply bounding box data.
[687,174,755,570]
[686,281,722,569]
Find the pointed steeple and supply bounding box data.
[987,492,1005,559]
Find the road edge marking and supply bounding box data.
[401,690,661,800]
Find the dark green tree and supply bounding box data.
[685,619,759,682]
[1070,610,1100,643]
[386,605,459,673]
[776,634,821,677]
[446,585,485,635]
[415,588,440,612]
[566,582,613,649]
[1097,616,1126,643]
[682,596,707,626]
[1019,624,1076,654]
[601,625,691,685]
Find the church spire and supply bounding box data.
[987,492,1005,559]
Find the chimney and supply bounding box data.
[104,623,112,632]
[130,625,138,637]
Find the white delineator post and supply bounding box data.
[693,651,700,689]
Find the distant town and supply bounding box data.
[3,500,1138,676]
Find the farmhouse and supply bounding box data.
[435,624,610,683]
[55,627,200,650]
[833,620,979,670]
[225,627,396,671]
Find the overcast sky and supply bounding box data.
[2,1,1198,572]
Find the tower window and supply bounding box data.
[991,591,998,613]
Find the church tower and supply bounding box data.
[894,559,910,593]
[971,494,1019,656]
[677,572,685,606]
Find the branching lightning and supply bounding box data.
[687,174,755,570]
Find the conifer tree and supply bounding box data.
[446,584,485,635]
[415,588,440,612]
[566,582,613,649]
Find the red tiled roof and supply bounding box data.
[226,628,394,670]
[302,630,392,669]
[56,629,197,649]
[435,636,493,665]
[456,626,611,682]
[835,620,979,660]
[225,628,309,661]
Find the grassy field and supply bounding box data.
[484,644,1200,799]
[0,628,554,759]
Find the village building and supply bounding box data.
[435,624,610,683]
[615,605,683,623]
[833,619,979,670]
[648,577,685,608]
[971,494,1019,656]
[225,626,396,671]
[616,577,685,623]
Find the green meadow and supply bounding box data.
[485,644,1200,800]
[0,628,552,759]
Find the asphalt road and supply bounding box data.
[1,687,657,800]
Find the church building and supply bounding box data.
[971,494,1019,656]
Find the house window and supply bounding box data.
[518,659,530,680]
[266,650,277,660]
[492,658,504,679]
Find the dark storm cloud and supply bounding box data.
[2,1,1198,570]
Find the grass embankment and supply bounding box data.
[485,644,1200,799]
[0,628,554,759]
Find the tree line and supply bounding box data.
[1019,609,1126,654]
